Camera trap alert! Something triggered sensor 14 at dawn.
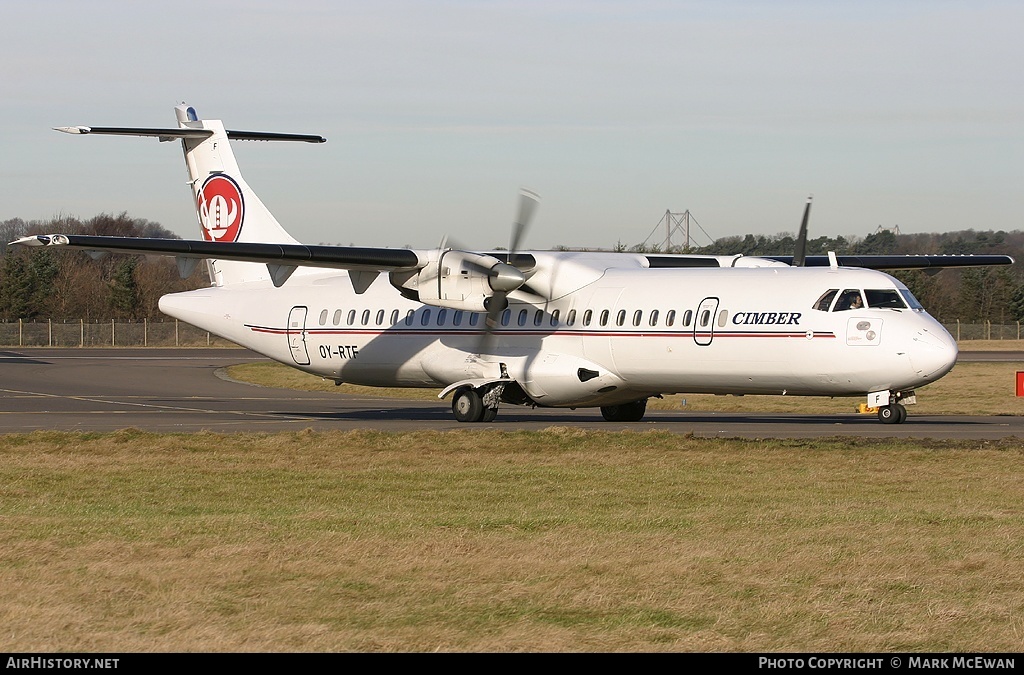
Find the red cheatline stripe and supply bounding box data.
[246,324,836,339]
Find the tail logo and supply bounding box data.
[197,174,245,242]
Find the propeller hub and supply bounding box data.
[488,263,525,293]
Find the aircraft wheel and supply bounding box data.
[452,387,485,423]
[600,399,647,422]
[481,408,498,423]
[895,403,907,424]
[878,404,901,425]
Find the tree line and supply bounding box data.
[1,213,1021,325]
[0,213,205,322]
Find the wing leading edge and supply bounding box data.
[11,234,421,271]
[763,254,1015,269]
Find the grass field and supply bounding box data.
[1,340,1022,653]
[1,431,1023,652]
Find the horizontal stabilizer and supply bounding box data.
[54,126,325,143]
[54,126,212,141]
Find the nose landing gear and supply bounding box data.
[868,390,915,425]
[877,402,907,425]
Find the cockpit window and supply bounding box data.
[833,289,864,311]
[813,289,838,312]
[899,289,924,310]
[865,289,908,309]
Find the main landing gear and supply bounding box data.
[451,386,499,423]
[600,399,648,422]
[451,386,652,424]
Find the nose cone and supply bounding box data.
[908,327,958,381]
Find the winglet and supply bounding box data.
[10,235,51,247]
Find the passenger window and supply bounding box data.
[583,310,592,326]
[501,309,511,326]
[333,309,343,326]
[814,289,838,312]
[518,309,528,326]
[391,309,400,325]
[834,289,864,311]
[469,312,479,327]
[319,309,328,325]
[550,309,560,326]
[405,310,415,326]
[865,289,907,309]
[633,310,642,327]
[682,310,692,327]
[717,309,728,327]
[347,309,356,325]
[534,310,544,326]
[600,310,609,326]
[361,309,370,325]
[376,309,385,325]
[649,310,659,327]
[699,310,710,327]
[616,310,626,327]
[453,310,463,326]
[421,309,431,326]
[567,310,577,326]
[437,309,447,325]
[665,310,675,327]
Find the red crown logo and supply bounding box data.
[197,174,245,242]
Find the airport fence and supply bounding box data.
[944,321,1023,341]
[0,319,236,347]
[0,319,1020,347]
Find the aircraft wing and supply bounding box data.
[10,234,422,271]
[13,236,1014,274]
[762,254,1015,269]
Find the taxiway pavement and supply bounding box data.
[0,347,1020,439]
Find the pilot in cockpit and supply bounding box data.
[834,289,864,311]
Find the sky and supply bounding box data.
[1,0,1022,251]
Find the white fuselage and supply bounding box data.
[159,253,958,408]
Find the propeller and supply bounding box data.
[478,188,541,353]
[793,195,812,267]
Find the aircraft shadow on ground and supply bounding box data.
[263,407,984,426]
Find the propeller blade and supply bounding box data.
[474,187,540,358]
[509,188,540,255]
[794,195,812,267]
[514,283,545,300]
[477,290,508,356]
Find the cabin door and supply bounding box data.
[287,305,311,366]
[694,297,719,346]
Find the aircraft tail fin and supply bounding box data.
[57,103,326,286]
[174,104,325,285]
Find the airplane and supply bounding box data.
[12,104,1015,425]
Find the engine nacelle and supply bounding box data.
[390,249,514,312]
